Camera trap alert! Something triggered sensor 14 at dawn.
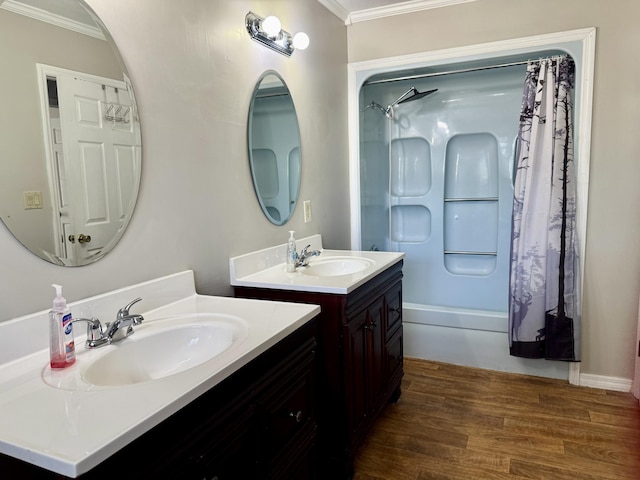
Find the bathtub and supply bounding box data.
[403,302,569,379]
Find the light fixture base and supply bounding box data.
[246,12,294,57]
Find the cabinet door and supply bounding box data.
[258,361,316,477]
[190,402,258,480]
[344,308,369,438]
[344,296,386,439]
[367,296,386,415]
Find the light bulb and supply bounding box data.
[262,16,281,37]
[293,32,310,50]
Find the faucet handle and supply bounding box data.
[72,317,106,348]
[118,297,142,319]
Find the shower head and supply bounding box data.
[384,86,438,118]
[397,87,438,104]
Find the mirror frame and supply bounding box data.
[247,70,301,225]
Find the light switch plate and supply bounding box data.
[23,191,43,210]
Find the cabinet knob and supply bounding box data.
[289,410,303,423]
[364,320,377,331]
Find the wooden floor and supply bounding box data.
[353,358,640,480]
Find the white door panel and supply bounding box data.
[56,74,138,262]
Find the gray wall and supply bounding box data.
[0,0,350,318]
[348,0,640,380]
[2,0,637,383]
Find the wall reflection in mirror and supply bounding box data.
[0,0,141,266]
[248,71,301,225]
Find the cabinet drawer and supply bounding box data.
[386,282,402,335]
[386,326,403,388]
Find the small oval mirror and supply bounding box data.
[247,71,301,225]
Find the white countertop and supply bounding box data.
[230,234,405,294]
[0,271,320,477]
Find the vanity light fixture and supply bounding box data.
[245,12,309,57]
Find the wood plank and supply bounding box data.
[353,359,640,480]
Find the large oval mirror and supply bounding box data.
[248,71,301,225]
[0,0,141,266]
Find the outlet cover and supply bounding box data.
[303,200,312,223]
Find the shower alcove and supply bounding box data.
[348,28,595,381]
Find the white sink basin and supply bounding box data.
[79,314,248,387]
[300,256,374,277]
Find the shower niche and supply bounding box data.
[390,137,432,243]
[443,133,499,275]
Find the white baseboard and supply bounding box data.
[579,373,632,392]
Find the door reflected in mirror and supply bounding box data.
[0,0,141,266]
[248,71,301,225]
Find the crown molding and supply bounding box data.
[316,0,351,23]
[1,0,105,40]
[318,0,478,25]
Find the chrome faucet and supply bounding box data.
[72,297,144,349]
[106,297,144,342]
[295,245,321,267]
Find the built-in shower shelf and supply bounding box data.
[444,250,497,256]
[444,197,498,202]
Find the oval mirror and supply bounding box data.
[0,0,142,266]
[248,71,301,225]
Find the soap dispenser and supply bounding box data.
[49,284,76,368]
[286,230,297,273]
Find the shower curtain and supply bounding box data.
[509,56,579,361]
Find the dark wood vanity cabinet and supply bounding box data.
[0,318,318,480]
[234,261,404,479]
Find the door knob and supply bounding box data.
[78,234,92,244]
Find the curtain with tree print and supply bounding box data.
[509,56,580,361]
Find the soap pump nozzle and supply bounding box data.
[51,283,66,311]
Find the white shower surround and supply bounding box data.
[348,28,596,384]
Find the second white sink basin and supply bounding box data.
[300,256,374,277]
[80,314,248,387]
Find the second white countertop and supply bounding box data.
[230,234,405,294]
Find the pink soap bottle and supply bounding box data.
[49,284,76,369]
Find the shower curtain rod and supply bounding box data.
[363,54,567,86]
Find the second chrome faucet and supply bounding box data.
[73,297,144,349]
[295,245,321,268]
